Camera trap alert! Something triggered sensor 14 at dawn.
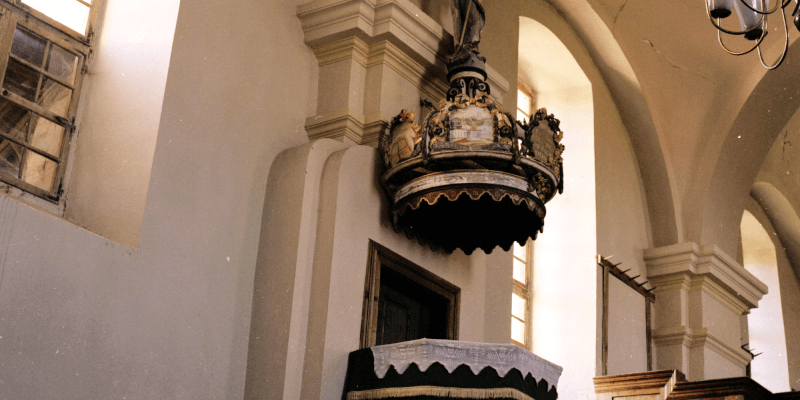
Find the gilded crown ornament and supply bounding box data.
[378,0,565,254]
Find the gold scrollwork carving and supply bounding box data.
[453,93,471,109]
[532,173,551,200]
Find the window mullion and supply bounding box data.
[2,89,70,126]
[0,131,63,163]
[0,8,14,92]
[8,53,77,90]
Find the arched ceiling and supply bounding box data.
[483,0,682,246]
[434,0,800,252]
[538,0,800,253]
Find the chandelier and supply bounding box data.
[706,0,797,69]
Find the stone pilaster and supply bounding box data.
[643,242,768,381]
[297,0,508,146]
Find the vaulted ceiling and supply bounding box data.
[516,0,800,254]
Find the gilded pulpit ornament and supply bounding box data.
[378,1,566,254]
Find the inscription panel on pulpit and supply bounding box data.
[530,124,556,164]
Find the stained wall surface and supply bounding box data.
[0,0,763,398]
[0,0,318,398]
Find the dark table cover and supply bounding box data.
[343,348,558,400]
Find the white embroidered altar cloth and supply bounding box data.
[370,339,563,390]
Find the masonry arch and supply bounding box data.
[516,15,596,400]
[497,0,682,247]
[508,7,657,397]
[746,182,800,389]
[698,41,800,255]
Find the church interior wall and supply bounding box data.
[245,142,512,399]
[0,0,795,399]
[0,0,320,398]
[748,96,800,390]
[741,209,792,392]
[62,0,180,247]
[746,196,800,390]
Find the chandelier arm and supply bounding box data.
[757,7,789,69]
[708,12,766,34]
[718,25,767,55]
[736,0,782,15]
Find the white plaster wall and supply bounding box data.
[607,278,648,374]
[741,210,791,392]
[747,198,800,391]
[300,145,506,400]
[698,347,743,381]
[64,0,180,247]
[0,0,319,398]
[0,0,661,398]
[694,290,741,347]
[532,83,598,400]
[510,6,650,396]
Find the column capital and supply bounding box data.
[644,242,767,308]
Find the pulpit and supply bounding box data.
[344,339,563,400]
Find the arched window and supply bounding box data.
[741,210,791,392]
[514,16,596,399]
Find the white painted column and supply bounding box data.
[644,242,767,381]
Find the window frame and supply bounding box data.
[511,239,532,349]
[5,0,99,43]
[0,0,96,203]
[517,79,535,124]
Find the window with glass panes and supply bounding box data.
[511,240,531,348]
[0,0,94,201]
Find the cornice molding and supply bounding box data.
[367,39,448,101]
[689,276,750,315]
[297,0,377,46]
[689,329,751,368]
[652,326,693,348]
[649,273,692,293]
[652,326,751,368]
[361,119,386,145]
[305,110,386,146]
[298,0,444,67]
[644,242,767,308]
[298,0,509,102]
[313,36,370,67]
[305,109,365,144]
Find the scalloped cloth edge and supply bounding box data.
[347,386,533,400]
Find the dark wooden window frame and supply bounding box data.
[360,240,460,349]
[0,0,97,202]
